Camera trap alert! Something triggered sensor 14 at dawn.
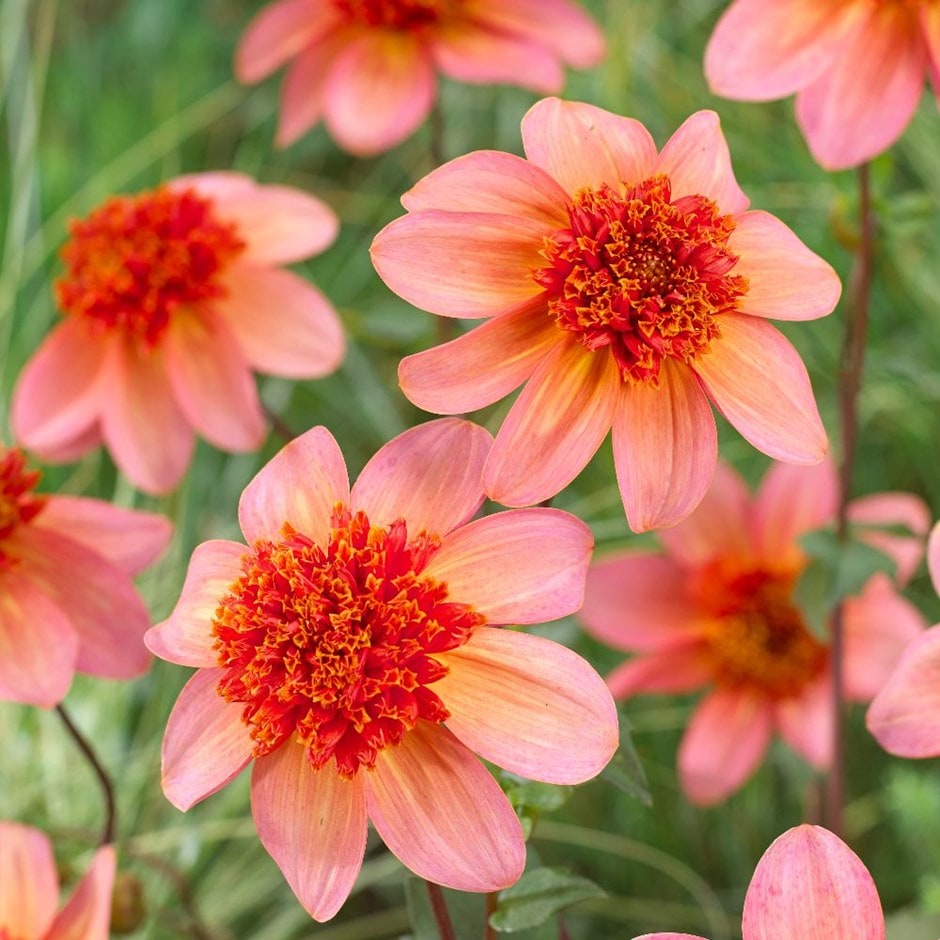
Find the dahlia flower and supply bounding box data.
[578,457,927,805]
[235,0,604,154]
[146,418,617,921]
[12,172,344,494]
[371,98,841,532]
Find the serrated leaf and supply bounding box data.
[489,868,605,932]
[599,716,652,805]
[505,780,573,813]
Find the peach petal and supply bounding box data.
[731,211,842,320]
[351,419,490,535]
[924,4,940,90]
[399,297,560,414]
[0,822,58,938]
[162,668,254,811]
[371,210,547,318]
[239,426,350,546]
[235,0,329,83]
[848,492,930,586]
[276,37,343,148]
[251,743,368,922]
[612,361,717,533]
[424,508,591,623]
[607,645,713,699]
[146,539,246,668]
[742,825,885,939]
[521,97,658,194]
[47,845,116,940]
[434,627,617,784]
[219,265,345,379]
[366,722,525,891]
[484,338,619,506]
[692,314,827,465]
[678,688,774,805]
[169,171,257,202]
[775,675,832,768]
[632,935,707,940]
[401,150,569,226]
[655,110,749,214]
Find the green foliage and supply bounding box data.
[489,868,606,933]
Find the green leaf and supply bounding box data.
[489,868,606,932]
[599,716,652,806]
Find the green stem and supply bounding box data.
[426,880,457,940]
[484,892,497,940]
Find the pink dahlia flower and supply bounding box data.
[145,418,618,921]
[0,821,115,940]
[12,173,345,494]
[634,824,885,940]
[371,98,841,532]
[704,0,940,170]
[235,0,604,154]
[578,457,928,805]
[0,447,172,707]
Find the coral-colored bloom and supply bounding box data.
[12,173,344,494]
[146,418,617,921]
[0,447,171,707]
[0,821,115,940]
[634,824,885,940]
[235,0,604,154]
[705,0,940,170]
[371,98,841,532]
[578,457,927,805]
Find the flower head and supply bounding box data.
[371,98,841,532]
[146,418,617,921]
[704,0,940,170]
[235,0,604,154]
[0,447,171,707]
[578,457,927,805]
[12,173,344,494]
[0,821,115,940]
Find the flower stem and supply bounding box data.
[426,881,457,940]
[484,891,497,940]
[55,703,116,846]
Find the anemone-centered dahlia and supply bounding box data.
[0,447,171,707]
[578,458,928,805]
[235,0,604,154]
[705,0,940,170]
[12,173,344,494]
[146,419,618,921]
[371,98,842,532]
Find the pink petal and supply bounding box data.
[162,668,254,810]
[322,32,435,155]
[742,825,885,940]
[483,337,619,506]
[607,645,713,699]
[401,150,568,227]
[46,844,116,940]
[251,742,368,922]
[275,33,345,148]
[371,210,547,318]
[731,211,842,320]
[795,6,928,170]
[0,821,58,938]
[423,508,592,624]
[234,0,327,82]
[520,97,658,194]
[239,425,350,545]
[366,721,525,891]
[398,297,560,414]
[170,171,257,202]
[351,419,491,536]
[848,492,930,586]
[692,313,827,465]
[611,361,718,533]
[775,675,832,767]
[218,266,345,379]
[678,687,774,805]
[925,4,940,90]
[146,539,246,668]
[632,935,708,940]
[655,110,749,214]
[33,495,171,575]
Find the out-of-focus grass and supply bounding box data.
[2,0,939,937]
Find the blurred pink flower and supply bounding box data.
[634,824,885,940]
[704,0,940,170]
[578,457,927,805]
[145,418,617,921]
[371,98,841,532]
[0,447,172,707]
[12,173,344,494]
[0,821,115,940]
[235,0,604,154]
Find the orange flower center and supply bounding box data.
[0,449,46,566]
[332,0,450,28]
[533,175,748,387]
[213,503,484,777]
[696,568,827,698]
[56,186,245,349]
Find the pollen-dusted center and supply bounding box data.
[56,186,245,349]
[533,175,748,387]
[332,0,450,28]
[212,503,484,777]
